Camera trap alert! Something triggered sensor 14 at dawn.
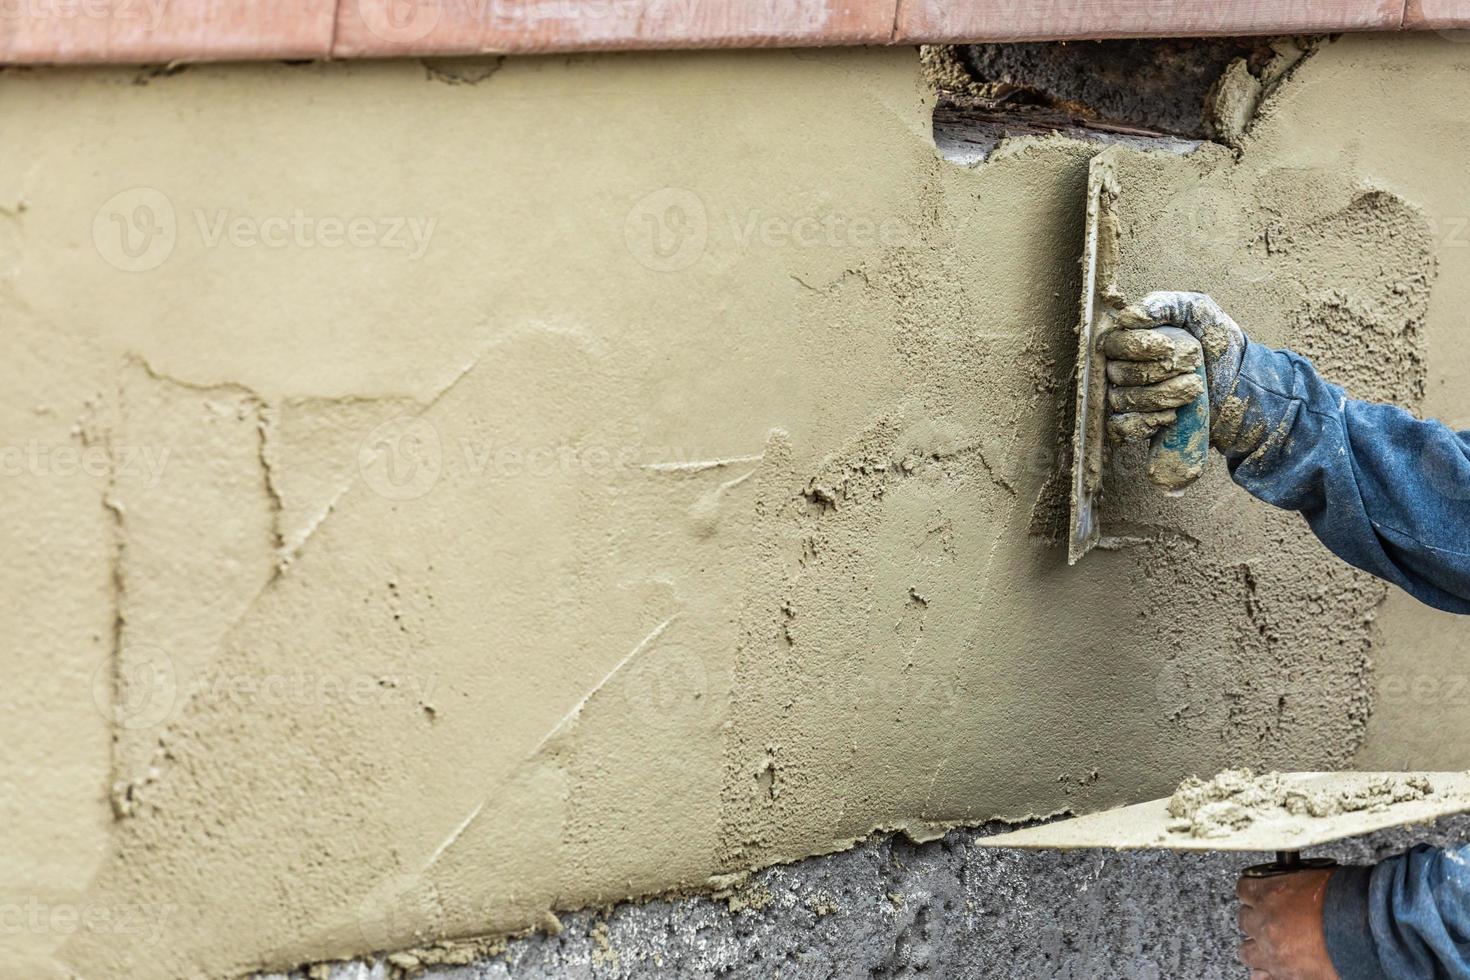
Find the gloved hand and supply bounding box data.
[1103,291,1248,449]
[1237,869,1341,980]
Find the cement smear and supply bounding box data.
[0,34,1466,980]
[1167,769,1436,839]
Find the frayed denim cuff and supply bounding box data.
[1324,865,1388,980]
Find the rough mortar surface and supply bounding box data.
[5,34,1470,980]
[270,818,1470,980]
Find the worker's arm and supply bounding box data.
[1326,844,1470,979]
[1222,340,1470,614]
[1240,844,1470,979]
[1106,291,1470,615]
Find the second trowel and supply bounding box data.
[977,771,1470,880]
[1068,148,1212,565]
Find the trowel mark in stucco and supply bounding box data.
[419,614,680,875]
[719,414,1031,867]
[19,37,1467,980]
[105,358,278,815]
[100,350,490,819]
[640,454,765,473]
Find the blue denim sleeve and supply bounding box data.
[1324,844,1470,979]
[1222,340,1470,614]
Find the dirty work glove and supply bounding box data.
[1103,291,1248,448]
[1236,869,1340,980]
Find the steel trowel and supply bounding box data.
[976,771,1470,879]
[1068,148,1212,564]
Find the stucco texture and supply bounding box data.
[1,33,1467,979]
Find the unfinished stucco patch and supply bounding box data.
[106,360,278,815]
[1090,139,1438,772]
[1,34,1466,980]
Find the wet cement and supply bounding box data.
[2,33,1468,980]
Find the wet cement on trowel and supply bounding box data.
[1,34,1464,980]
[1167,768,1435,839]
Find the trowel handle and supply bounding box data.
[1146,327,1210,495]
[1242,852,1338,879]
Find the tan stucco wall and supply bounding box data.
[2,33,1467,978]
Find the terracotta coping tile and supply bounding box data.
[0,0,335,64]
[0,0,1444,67]
[895,0,1406,43]
[1405,0,1470,29]
[334,0,898,58]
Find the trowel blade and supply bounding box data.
[974,771,1470,853]
[1067,155,1124,564]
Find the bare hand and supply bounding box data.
[1237,869,1340,980]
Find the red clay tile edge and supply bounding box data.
[1405,0,1470,28]
[0,0,1461,65]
